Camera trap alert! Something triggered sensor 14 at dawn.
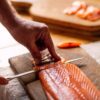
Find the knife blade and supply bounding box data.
[6,57,83,81]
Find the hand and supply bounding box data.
[11,18,60,64]
[0,76,8,85]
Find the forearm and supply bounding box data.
[0,0,18,30]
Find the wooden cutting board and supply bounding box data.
[9,47,100,89]
[9,47,100,99]
[30,0,100,35]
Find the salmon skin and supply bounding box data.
[39,61,100,100]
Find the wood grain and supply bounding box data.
[9,47,100,89]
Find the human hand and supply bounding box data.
[11,19,60,64]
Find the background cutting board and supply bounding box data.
[30,0,100,35]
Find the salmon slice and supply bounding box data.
[64,1,87,15]
[64,1,100,21]
[63,6,81,15]
[39,61,100,100]
[57,42,81,48]
[76,6,100,21]
[84,6,100,21]
[76,8,86,19]
[72,1,87,10]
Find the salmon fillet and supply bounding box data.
[64,1,100,21]
[83,6,100,21]
[39,61,100,100]
[76,8,86,19]
[64,1,87,15]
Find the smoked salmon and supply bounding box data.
[39,61,100,100]
[64,1,100,21]
[57,42,81,48]
[64,1,87,15]
[76,8,86,19]
[82,6,100,21]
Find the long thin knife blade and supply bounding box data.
[65,57,83,63]
[6,57,83,80]
[6,70,37,80]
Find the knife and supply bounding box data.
[6,57,83,81]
